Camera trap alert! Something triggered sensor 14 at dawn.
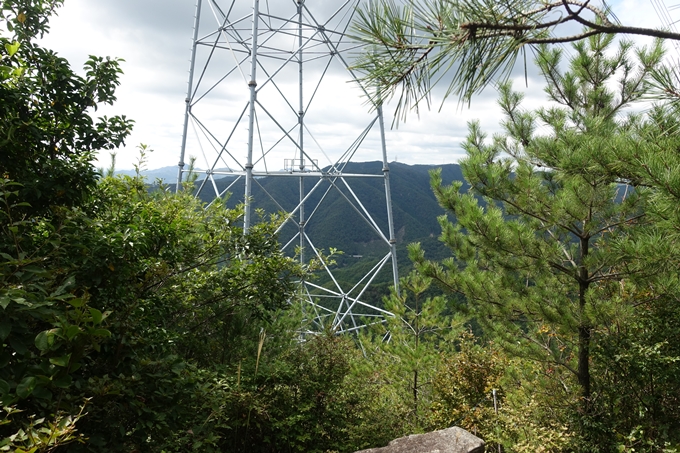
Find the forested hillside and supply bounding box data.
[145,161,464,260]
[184,162,463,252]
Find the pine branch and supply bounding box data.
[353,0,680,112]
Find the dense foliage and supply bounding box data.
[0,2,388,452]
[411,36,680,451]
[0,0,132,215]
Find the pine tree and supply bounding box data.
[359,269,462,431]
[411,35,663,410]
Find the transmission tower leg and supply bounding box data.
[297,0,305,264]
[177,0,202,191]
[244,0,261,233]
[378,103,400,295]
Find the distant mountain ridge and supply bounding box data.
[128,161,467,254]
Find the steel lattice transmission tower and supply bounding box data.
[178,0,398,333]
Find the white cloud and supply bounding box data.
[39,0,667,171]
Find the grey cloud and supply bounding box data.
[42,0,658,170]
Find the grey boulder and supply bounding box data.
[356,426,484,453]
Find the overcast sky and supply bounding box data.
[39,0,667,170]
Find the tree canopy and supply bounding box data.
[406,30,680,449]
[0,0,133,215]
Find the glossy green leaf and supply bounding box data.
[65,325,80,340]
[53,275,76,297]
[16,376,37,398]
[49,354,71,367]
[90,308,103,325]
[67,298,85,308]
[35,330,55,351]
[91,328,111,338]
[12,297,27,306]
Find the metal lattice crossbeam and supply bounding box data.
[179,0,398,333]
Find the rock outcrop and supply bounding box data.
[356,427,484,453]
